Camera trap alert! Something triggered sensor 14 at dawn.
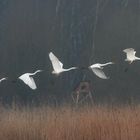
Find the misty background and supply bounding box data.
[0,0,140,104]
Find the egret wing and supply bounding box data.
[28,77,37,90]
[91,68,108,79]
[123,48,134,53]
[19,75,37,90]
[123,48,135,56]
[49,52,63,72]
[125,49,135,60]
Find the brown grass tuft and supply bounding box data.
[0,104,139,140]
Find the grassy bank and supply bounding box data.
[0,104,139,140]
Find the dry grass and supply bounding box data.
[0,104,139,140]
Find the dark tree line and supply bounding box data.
[0,0,140,104]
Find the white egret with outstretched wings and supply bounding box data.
[123,48,140,64]
[89,62,114,79]
[49,52,77,75]
[18,70,43,90]
[0,77,8,83]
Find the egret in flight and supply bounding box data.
[49,52,77,75]
[123,48,140,64]
[89,62,114,79]
[18,70,43,90]
[0,77,8,83]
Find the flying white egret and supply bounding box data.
[18,70,43,90]
[49,52,77,75]
[123,48,140,64]
[0,77,8,83]
[89,62,114,79]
